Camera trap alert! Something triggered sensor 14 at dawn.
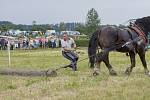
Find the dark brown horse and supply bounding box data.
[88,16,150,76]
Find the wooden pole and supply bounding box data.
[7,40,11,67]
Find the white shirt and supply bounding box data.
[61,38,75,51]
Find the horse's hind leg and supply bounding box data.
[93,52,103,76]
[138,51,149,75]
[93,61,101,76]
[125,51,135,75]
[103,53,117,76]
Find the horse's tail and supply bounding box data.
[88,30,99,68]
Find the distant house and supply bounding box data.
[60,31,86,40]
[8,29,22,36]
[60,31,80,36]
[45,30,56,36]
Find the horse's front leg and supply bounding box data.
[125,51,135,75]
[103,53,117,76]
[138,51,150,76]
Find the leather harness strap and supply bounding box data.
[129,25,147,43]
[125,28,134,40]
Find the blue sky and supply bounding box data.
[0,0,150,25]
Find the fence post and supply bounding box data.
[7,39,11,67]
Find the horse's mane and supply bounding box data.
[135,16,150,33]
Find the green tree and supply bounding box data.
[32,20,37,25]
[85,8,100,37]
[0,21,15,33]
[0,25,7,32]
[59,22,66,31]
[75,23,86,35]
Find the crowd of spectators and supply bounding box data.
[0,35,60,50]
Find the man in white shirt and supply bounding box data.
[61,32,79,71]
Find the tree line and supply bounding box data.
[0,8,114,37]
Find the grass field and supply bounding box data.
[0,48,150,100]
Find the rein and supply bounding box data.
[45,50,99,75]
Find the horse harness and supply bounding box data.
[127,24,147,43]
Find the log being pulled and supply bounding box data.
[0,68,57,77]
[0,64,74,77]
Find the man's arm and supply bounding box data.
[63,47,75,51]
[71,38,77,49]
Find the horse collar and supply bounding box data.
[129,25,147,43]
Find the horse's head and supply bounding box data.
[135,16,150,36]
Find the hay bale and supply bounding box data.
[0,68,57,77]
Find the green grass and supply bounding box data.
[0,48,150,100]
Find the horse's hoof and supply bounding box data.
[93,71,99,76]
[145,73,150,77]
[144,69,149,75]
[109,70,117,76]
[124,67,131,75]
[145,71,150,77]
[124,70,130,75]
